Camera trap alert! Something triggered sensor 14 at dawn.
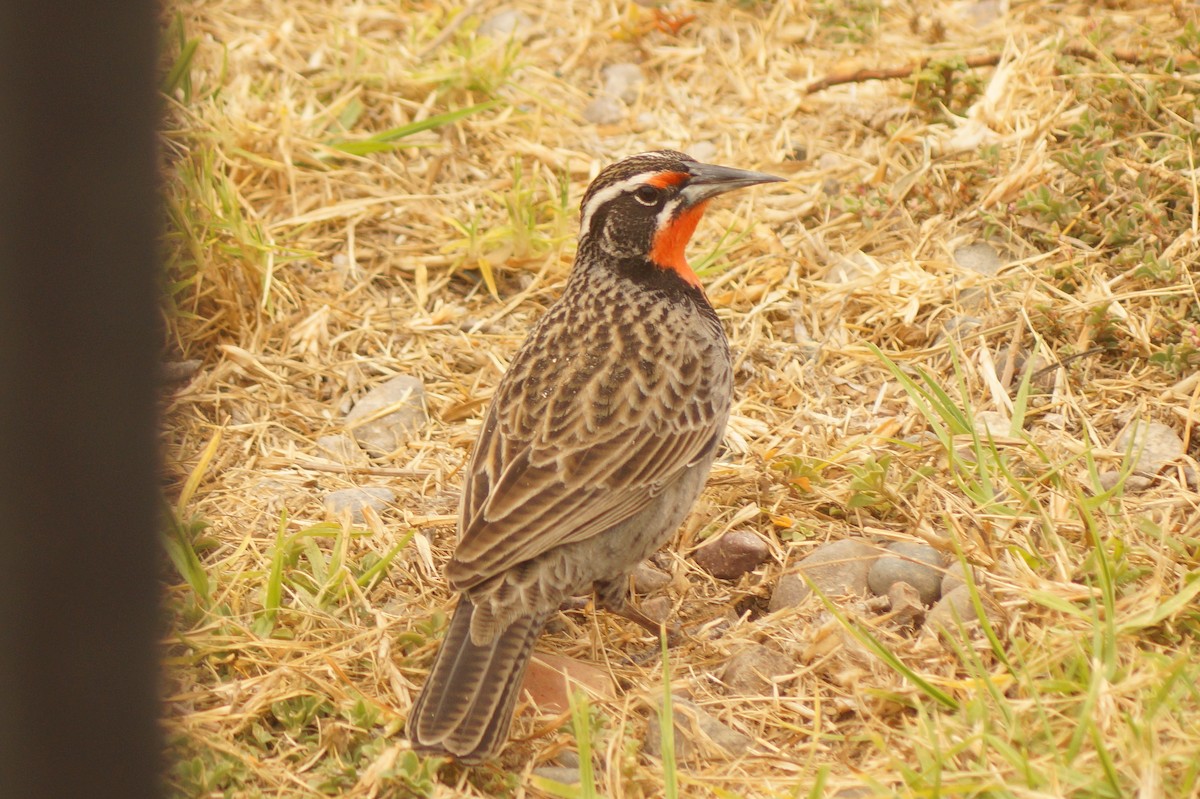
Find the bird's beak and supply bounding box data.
[680,161,785,207]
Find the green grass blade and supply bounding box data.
[660,629,678,799]
[325,101,499,155]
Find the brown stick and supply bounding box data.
[805,45,1172,95]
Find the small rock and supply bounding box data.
[554,750,581,769]
[720,644,792,695]
[1114,420,1184,474]
[639,596,673,624]
[769,539,878,611]
[886,581,926,627]
[531,766,580,785]
[522,653,613,714]
[344,375,427,456]
[1095,470,1155,493]
[830,788,874,799]
[953,242,1004,276]
[644,697,752,764]
[1184,465,1200,491]
[632,561,671,594]
[993,345,1053,392]
[602,62,644,104]
[324,486,395,523]
[926,584,999,640]
[161,359,202,383]
[583,93,624,125]
[939,560,974,597]
[478,9,534,39]
[868,542,944,605]
[973,410,1011,438]
[315,433,369,466]
[692,530,770,580]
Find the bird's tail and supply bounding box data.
[407,598,547,763]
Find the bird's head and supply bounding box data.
[577,150,782,290]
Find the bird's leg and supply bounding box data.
[594,579,682,645]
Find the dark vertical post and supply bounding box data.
[0,3,163,799]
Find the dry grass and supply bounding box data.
[161,1,1200,796]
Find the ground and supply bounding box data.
[161,1,1200,796]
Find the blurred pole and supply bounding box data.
[0,3,163,799]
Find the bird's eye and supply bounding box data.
[633,185,661,206]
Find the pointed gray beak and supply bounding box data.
[680,161,785,206]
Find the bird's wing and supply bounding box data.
[447,332,727,591]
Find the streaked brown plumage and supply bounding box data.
[407,150,782,763]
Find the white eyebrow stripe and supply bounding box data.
[578,170,674,233]
[654,197,684,233]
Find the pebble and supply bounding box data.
[867,542,944,605]
[720,644,792,695]
[939,559,973,597]
[644,697,752,763]
[639,596,673,624]
[886,581,926,627]
[344,375,427,456]
[315,433,369,466]
[768,538,878,611]
[324,486,395,523]
[953,242,1004,276]
[1095,471,1155,493]
[691,530,770,580]
[926,584,999,640]
[602,62,644,104]
[531,766,580,785]
[522,653,612,714]
[1114,420,1184,474]
[993,345,1053,391]
[631,561,671,594]
[478,9,534,39]
[582,93,624,125]
[973,410,1012,438]
[161,359,202,383]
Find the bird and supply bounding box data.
[406,150,782,763]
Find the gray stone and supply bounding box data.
[632,561,671,594]
[868,542,944,605]
[161,359,202,383]
[926,584,1000,639]
[602,62,644,104]
[478,9,534,39]
[993,345,1053,392]
[720,644,792,695]
[953,242,1004,276]
[639,596,673,624]
[531,766,580,785]
[973,410,1012,438]
[344,375,427,456]
[644,697,752,763]
[939,560,974,597]
[769,538,878,611]
[583,93,624,125]
[1115,420,1184,474]
[324,486,395,523]
[887,581,926,627]
[1096,470,1155,493]
[692,530,770,580]
[315,433,369,466]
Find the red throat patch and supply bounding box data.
[649,200,709,289]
